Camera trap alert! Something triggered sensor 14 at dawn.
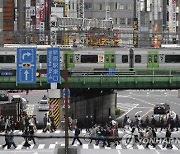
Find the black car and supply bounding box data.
[154,103,170,114]
[0,90,9,101]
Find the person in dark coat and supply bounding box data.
[3,130,17,149]
[175,115,179,131]
[71,126,82,145]
[43,113,48,132]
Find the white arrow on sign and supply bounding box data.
[24,70,29,80]
[22,52,31,60]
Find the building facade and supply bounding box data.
[84,0,135,46]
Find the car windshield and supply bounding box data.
[40,101,48,104]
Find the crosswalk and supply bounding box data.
[0,129,180,150]
[0,129,180,136]
[0,142,180,150]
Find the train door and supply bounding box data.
[104,51,116,68]
[147,51,159,69]
[64,50,75,69]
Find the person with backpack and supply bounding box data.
[71,126,82,145]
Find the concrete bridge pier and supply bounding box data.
[69,88,117,127]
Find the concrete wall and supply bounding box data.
[69,89,116,128]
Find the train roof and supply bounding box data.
[0,46,180,53]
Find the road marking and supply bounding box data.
[158,145,167,150]
[117,150,121,154]
[36,130,43,133]
[117,104,139,119]
[16,144,23,149]
[136,144,144,149]
[37,144,45,149]
[82,144,88,149]
[49,144,56,149]
[93,144,100,149]
[142,107,154,118]
[105,146,111,149]
[55,130,61,133]
[135,111,142,115]
[116,145,122,149]
[172,145,178,150]
[29,144,35,149]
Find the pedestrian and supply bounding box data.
[71,126,82,145]
[2,130,11,149]
[151,115,156,128]
[85,116,90,132]
[90,125,96,144]
[123,115,128,127]
[23,126,31,147]
[3,130,17,149]
[175,115,179,131]
[163,128,172,149]
[43,113,48,132]
[29,126,36,145]
[44,115,52,133]
[114,125,120,146]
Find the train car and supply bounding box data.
[1,46,180,76]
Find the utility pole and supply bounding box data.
[17,0,26,44]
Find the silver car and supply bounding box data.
[38,100,49,111]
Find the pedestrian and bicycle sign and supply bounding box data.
[47,47,60,83]
[16,48,36,83]
[62,88,70,98]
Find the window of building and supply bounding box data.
[81,55,98,63]
[135,55,141,63]
[115,3,124,10]
[120,18,126,25]
[126,4,132,10]
[85,3,92,10]
[127,18,132,25]
[122,55,128,63]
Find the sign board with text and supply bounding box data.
[47,47,60,83]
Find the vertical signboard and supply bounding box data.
[17,48,36,83]
[47,47,60,83]
[169,0,176,33]
[133,18,138,48]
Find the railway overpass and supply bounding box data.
[0,70,180,90]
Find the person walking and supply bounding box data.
[163,128,172,149]
[3,130,17,149]
[175,115,179,131]
[43,113,48,132]
[29,125,36,145]
[71,126,82,145]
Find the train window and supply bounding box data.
[165,55,180,63]
[135,55,141,63]
[39,55,47,63]
[111,55,115,63]
[122,55,128,63]
[70,55,73,63]
[154,55,158,63]
[0,55,15,63]
[106,55,109,62]
[81,55,98,63]
[148,56,152,63]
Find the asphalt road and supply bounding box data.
[116,90,180,122]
